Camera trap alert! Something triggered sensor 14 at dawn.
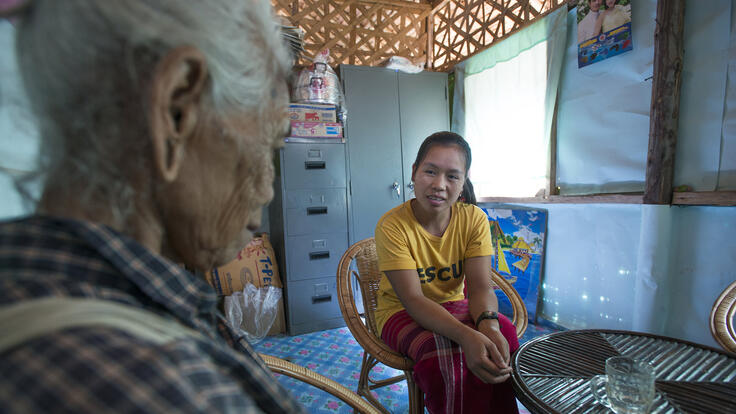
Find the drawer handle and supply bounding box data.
[305,161,326,170]
[307,206,328,215]
[312,294,332,304]
[309,251,330,260]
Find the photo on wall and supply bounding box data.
[481,206,548,323]
[577,0,633,68]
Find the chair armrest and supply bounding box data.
[259,353,381,414]
[491,269,528,338]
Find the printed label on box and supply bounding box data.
[290,121,343,138]
[205,235,282,296]
[288,103,337,122]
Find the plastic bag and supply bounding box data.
[292,49,347,122]
[224,283,282,343]
[385,56,424,74]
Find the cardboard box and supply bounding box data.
[290,121,342,138]
[206,234,285,335]
[288,103,337,122]
[206,235,282,295]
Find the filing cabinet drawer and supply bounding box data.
[286,276,341,326]
[283,143,346,189]
[285,187,347,209]
[286,232,348,281]
[285,188,347,235]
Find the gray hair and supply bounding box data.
[14,0,291,223]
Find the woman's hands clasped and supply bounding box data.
[459,323,511,384]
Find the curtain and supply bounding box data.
[461,6,567,198]
[450,62,466,139]
[718,0,736,190]
[0,19,40,219]
[675,0,731,190]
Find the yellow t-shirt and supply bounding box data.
[374,201,493,335]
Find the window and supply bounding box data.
[458,7,568,198]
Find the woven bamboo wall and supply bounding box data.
[430,0,565,71]
[272,0,431,68]
[273,0,566,71]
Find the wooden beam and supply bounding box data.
[672,191,736,206]
[476,191,736,206]
[427,9,435,68]
[547,91,559,196]
[431,0,452,14]
[359,0,430,9]
[478,194,645,204]
[643,0,685,204]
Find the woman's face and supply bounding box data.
[411,144,467,217]
[605,0,616,9]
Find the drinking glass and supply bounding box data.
[589,356,655,414]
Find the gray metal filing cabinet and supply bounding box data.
[269,141,349,335]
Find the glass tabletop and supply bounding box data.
[510,329,736,413]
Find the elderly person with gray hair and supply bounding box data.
[0,1,306,412]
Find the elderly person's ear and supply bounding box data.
[149,46,208,182]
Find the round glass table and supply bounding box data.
[511,329,736,413]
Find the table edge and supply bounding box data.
[510,329,736,413]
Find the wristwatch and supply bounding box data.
[475,310,499,328]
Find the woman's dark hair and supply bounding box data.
[459,178,477,205]
[412,131,476,205]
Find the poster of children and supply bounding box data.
[577,0,633,68]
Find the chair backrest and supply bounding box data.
[710,280,736,355]
[352,238,382,335]
[337,237,528,345]
[337,237,415,371]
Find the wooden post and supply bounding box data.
[547,93,559,197]
[427,10,434,69]
[643,0,685,204]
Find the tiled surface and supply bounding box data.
[254,320,563,413]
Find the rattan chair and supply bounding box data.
[710,280,736,355]
[260,353,380,414]
[336,237,528,414]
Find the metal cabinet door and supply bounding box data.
[341,65,404,244]
[398,71,450,202]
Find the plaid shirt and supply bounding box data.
[0,215,306,414]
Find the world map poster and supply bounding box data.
[481,207,548,323]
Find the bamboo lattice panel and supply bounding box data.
[272,0,431,68]
[273,0,567,71]
[431,0,565,71]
